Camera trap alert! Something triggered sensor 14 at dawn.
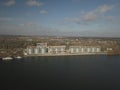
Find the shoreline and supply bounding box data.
[25,52,108,57]
[1,53,119,60]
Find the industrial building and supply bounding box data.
[26,43,47,55]
[25,43,101,55]
[69,46,101,54]
[48,46,66,54]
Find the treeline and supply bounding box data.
[0,40,25,49]
[0,39,38,49]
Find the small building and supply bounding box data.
[107,48,113,51]
[48,46,66,54]
[37,43,47,48]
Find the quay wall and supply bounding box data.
[25,52,107,57]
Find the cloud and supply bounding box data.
[0,17,13,21]
[4,0,15,6]
[64,4,115,24]
[80,10,85,14]
[97,4,114,14]
[82,4,114,22]
[0,22,120,37]
[40,10,48,14]
[26,0,44,6]
[106,16,120,23]
[72,0,82,2]
[64,17,81,23]
[0,23,59,36]
[18,22,36,27]
[107,16,114,21]
[83,12,98,22]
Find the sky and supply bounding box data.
[0,0,120,37]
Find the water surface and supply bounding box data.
[0,55,120,89]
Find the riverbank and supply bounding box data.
[25,52,108,57]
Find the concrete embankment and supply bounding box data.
[25,52,107,57]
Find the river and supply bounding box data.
[0,55,120,89]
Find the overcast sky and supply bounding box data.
[0,0,120,37]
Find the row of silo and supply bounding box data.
[27,47,47,55]
[69,46,101,54]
